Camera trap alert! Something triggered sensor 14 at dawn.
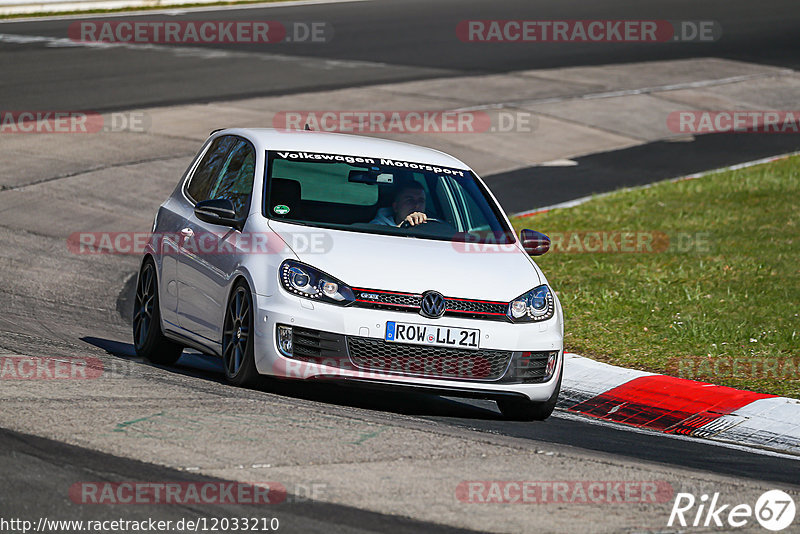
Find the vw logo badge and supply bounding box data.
[420,291,446,318]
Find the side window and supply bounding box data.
[186,136,238,203]
[452,180,484,230]
[207,139,256,219]
[436,176,495,232]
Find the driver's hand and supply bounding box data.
[400,212,428,227]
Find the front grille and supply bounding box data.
[445,298,507,317]
[346,336,512,381]
[352,287,509,322]
[356,291,419,308]
[354,289,420,309]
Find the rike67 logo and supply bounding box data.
[669,490,796,531]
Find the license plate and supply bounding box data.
[385,321,480,349]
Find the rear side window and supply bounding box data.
[186,136,238,203]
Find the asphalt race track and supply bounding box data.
[0,427,480,533]
[1,0,799,110]
[1,1,799,532]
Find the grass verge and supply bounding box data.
[511,155,800,398]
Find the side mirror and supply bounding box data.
[520,229,550,256]
[194,198,243,230]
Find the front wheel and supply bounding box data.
[497,368,562,421]
[222,281,259,387]
[133,258,183,365]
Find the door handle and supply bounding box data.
[180,227,194,238]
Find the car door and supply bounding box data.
[176,136,256,342]
[156,140,220,329]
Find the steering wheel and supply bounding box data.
[399,217,447,229]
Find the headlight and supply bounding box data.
[279,260,355,305]
[507,284,555,322]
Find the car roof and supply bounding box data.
[216,128,471,170]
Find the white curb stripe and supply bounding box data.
[558,352,654,407]
[560,353,800,455]
[696,397,800,454]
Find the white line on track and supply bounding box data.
[0,31,391,69]
[0,0,372,23]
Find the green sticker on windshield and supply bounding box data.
[273,205,290,215]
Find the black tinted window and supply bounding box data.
[207,139,256,219]
[186,136,238,202]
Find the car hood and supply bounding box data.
[267,220,542,301]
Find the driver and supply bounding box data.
[370,181,429,227]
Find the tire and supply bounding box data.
[133,258,183,365]
[497,365,562,421]
[222,281,259,387]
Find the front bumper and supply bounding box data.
[252,290,563,402]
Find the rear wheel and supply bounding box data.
[222,281,259,387]
[133,259,183,365]
[497,368,562,421]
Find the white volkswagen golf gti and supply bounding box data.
[134,128,564,420]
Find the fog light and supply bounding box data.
[509,351,559,383]
[544,351,558,380]
[277,325,293,357]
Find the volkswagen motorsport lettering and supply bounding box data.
[275,151,466,176]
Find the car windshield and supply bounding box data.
[264,150,514,244]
